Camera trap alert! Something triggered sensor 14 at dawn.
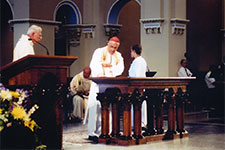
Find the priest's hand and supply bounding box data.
[102,63,112,68]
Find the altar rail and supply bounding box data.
[89,77,195,145]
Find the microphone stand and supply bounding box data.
[36,41,50,55]
[28,38,49,55]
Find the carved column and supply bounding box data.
[164,88,176,140]
[176,88,186,136]
[107,88,121,139]
[117,93,137,145]
[131,89,146,144]
[143,89,156,136]
[97,88,122,144]
[155,89,164,134]
[97,92,111,143]
[121,93,132,140]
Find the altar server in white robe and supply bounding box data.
[128,44,148,128]
[85,36,124,142]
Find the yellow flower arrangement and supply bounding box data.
[24,119,36,132]
[0,85,45,149]
[10,91,20,98]
[0,87,40,129]
[11,106,28,120]
[0,89,12,101]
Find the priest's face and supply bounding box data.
[30,30,42,43]
[107,41,120,55]
[83,68,91,78]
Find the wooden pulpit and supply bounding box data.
[1,55,77,149]
[1,55,77,85]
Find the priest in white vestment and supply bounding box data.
[70,67,91,120]
[13,25,42,61]
[85,37,124,142]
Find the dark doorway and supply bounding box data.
[55,5,77,56]
[118,1,140,76]
[1,0,13,67]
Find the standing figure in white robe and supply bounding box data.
[128,44,148,128]
[85,36,124,142]
[13,25,42,61]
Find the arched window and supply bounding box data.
[54,0,81,56]
[107,0,141,24]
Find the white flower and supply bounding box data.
[0,90,12,101]
[28,104,39,117]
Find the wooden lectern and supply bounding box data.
[1,55,77,85]
[1,55,77,149]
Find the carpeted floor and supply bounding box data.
[63,121,90,143]
[62,115,225,150]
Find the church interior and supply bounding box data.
[0,0,224,149]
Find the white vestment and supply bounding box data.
[13,34,35,61]
[70,72,91,119]
[129,56,147,77]
[84,46,124,136]
[128,56,148,127]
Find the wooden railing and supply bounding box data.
[89,77,195,145]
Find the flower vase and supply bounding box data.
[0,124,35,149]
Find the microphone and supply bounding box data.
[147,66,150,72]
[28,38,49,55]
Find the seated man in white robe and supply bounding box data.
[178,59,193,77]
[70,67,91,120]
